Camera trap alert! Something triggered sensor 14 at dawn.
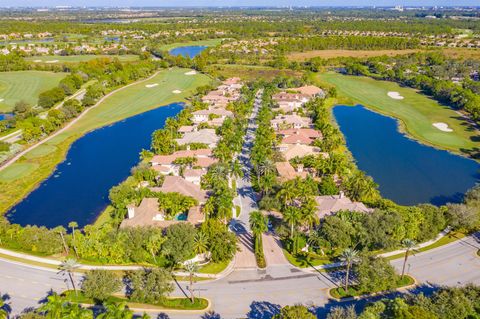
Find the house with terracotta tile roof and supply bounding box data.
[278,128,322,145]
[277,143,326,161]
[150,175,208,203]
[272,92,311,113]
[175,129,220,149]
[275,162,308,182]
[315,192,373,219]
[292,85,325,98]
[271,114,312,130]
[120,197,204,228]
[150,149,216,175]
[184,168,207,185]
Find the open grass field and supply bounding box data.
[318,72,480,157]
[0,71,66,112]
[440,48,480,60]
[160,38,224,51]
[25,55,140,64]
[287,49,420,61]
[206,64,303,81]
[0,68,212,214]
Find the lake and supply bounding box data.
[333,105,480,206]
[7,103,183,229]
[169,45,208,58]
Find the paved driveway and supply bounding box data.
[262,233,289,266]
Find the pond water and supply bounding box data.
[7,103,183,229]
[0,113,13,121]
[333,105,480,206]
[169,45,208,58]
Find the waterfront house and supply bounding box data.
[120,197,204,228]
[151,175,208,204]
[278,128,322,145]
[315,192,373,219]
[277,143,324,161]
[191,109,233,124]
[292,85,325,98]
[275,162,308,182]
[150,149,216,175]
[271,114,313,130]
[175,129,220,149]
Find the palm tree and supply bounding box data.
[339,248,359,292]
[282,207,301,240]
[276,182,297,207]
[249,211,268,253]
[184,261,199,303]
[194,232,208,255]
[97,301,133,319]
[307,231,325,256]
[401,239,418,279]
[39,293,66,319]
[0,298,8,319]
[59,258,79,294]
[62,303,93,319]
[54,226,70,255]
[68,221,79,258]
[145,234,164,264]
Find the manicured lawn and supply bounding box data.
[159,39,223,51]
[0,68,212,215]
[22,144,57,159]
[0,71,66,112]
[206,64,304,81]
[25,55,139,63]
[330,275,415,299]
[198,260,229,274]
[62,291,209,310]
[319,72,480,156]
[282,249,333,268]
[0,163,39,182]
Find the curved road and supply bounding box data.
[0,234,479,318]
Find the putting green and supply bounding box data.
[0,71,66,112]
[0,163,39,182]
[319,72,480,156]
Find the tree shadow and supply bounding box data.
[246,301,281,319]
[201,310,223,319]
[0,293,12,316]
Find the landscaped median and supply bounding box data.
[62,291,210,312]
[328,275,416,300]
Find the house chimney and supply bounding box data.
[127,205,135,219]
[297,164,304,173]
[187,144,191,151]
[339,191,345,199]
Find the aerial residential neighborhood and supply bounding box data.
[0,3,479,319]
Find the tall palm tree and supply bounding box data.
[68,221,79,258]
[194,232,208,256]
[282,207,301,240]
[184,261,199,303]
[59,258,79,294]
[401,239,418,279]
[249,211,268,252]
[54,226,70,255]
[339,248,359,292]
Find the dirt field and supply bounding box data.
[441,48,480,60]
[287,49,420,61]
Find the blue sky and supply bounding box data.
[0,0,478,7]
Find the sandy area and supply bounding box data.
[45,60,59,64]
[172,90,182,94]
[145,83,159,88]
[387,91,404,100]
[0,98,4,103]
[432,122,453,132]
[33,59,42,62]
[185,70,197,75]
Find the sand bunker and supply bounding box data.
[432,122,453,132]
[33,59,42,62]
[0,98,4,103]
[172,90,182,94]
[185,70,197,75]
[45,60,59,64]
[387,91,404,100]
[145,83,159,88]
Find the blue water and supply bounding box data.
[333,105,480,206]
[0,113,13,121]
[169,45,208,58]
[174,213,188,221]
[7,103,183,229]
